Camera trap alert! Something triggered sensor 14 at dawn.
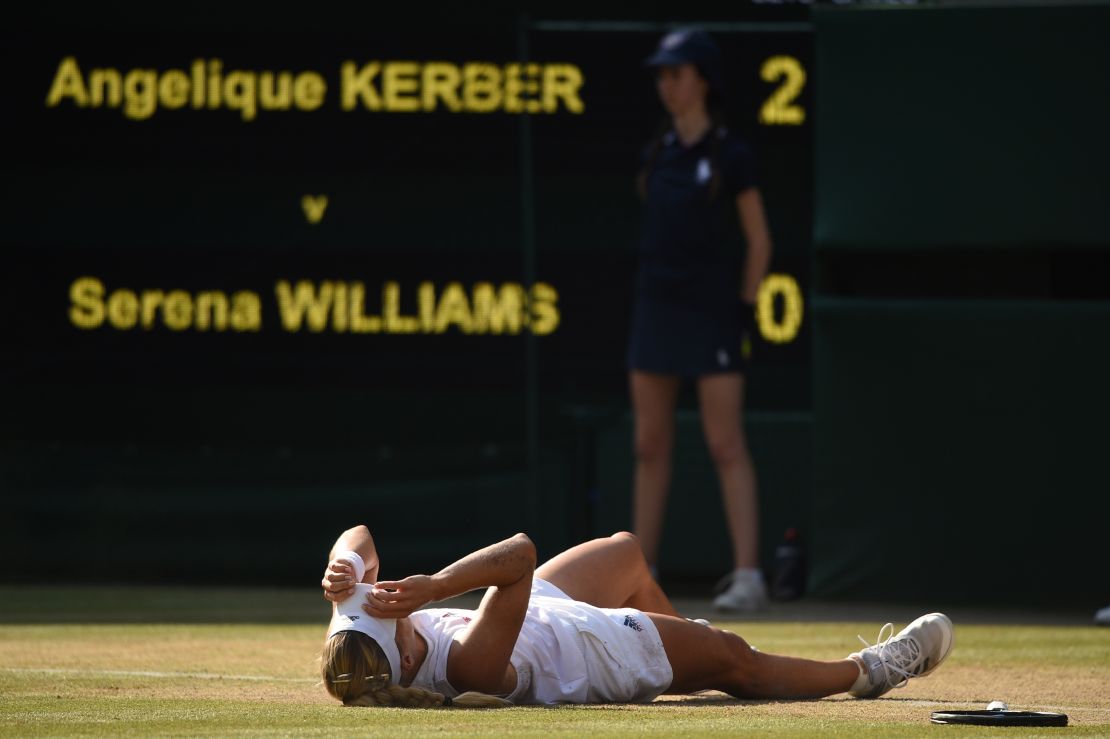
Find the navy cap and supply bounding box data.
[644,28,724,95]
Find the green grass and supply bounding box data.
[1,587,1108,737]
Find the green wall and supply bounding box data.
[810,3,1110,604]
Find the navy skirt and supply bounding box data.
[627,287,746,378]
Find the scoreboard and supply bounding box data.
[0,2,837,581]
[0,8,816,492]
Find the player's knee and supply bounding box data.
[611,531,639,547]
[609,532,650,569]
[610,531,644,558]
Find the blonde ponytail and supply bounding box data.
[322,631,512,709]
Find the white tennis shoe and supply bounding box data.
[712,568,768,613]
[848,612,954,699]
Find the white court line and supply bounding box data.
[1,667,315,683]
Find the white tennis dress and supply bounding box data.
[408,578,673,704]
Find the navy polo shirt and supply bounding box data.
[637,127,757,306]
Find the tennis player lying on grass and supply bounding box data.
[319,526,953,707]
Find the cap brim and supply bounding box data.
[644,49,689,68]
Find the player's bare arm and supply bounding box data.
[321,524,381,603]
[360,533,536,694]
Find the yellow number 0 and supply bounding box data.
[756,273,804,344]
[759,56,806,126]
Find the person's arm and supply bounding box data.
[737,187,773,304]
[321,524,381,603]
[363,533,537,694]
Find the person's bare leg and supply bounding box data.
[648,614,859,698]
[697,373,758,570]
[631,371,681,568]
[535,532,681,617]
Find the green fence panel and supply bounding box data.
[815,3,1110,250]
[810,300,1110,603]
[812,4,1110,605]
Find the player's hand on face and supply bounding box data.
[362,574,437,618]
[321,557,359,603]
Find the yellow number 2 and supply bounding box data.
[759,56,806,126]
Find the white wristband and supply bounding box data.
[336,550,366,583]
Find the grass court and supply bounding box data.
[2,587,1107,737]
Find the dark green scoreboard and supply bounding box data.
[1,7,814,582]
[4,21,812,401]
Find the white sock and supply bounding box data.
[848,655,870,693]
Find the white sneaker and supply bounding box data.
[1095,605,1110,626]
[712,569,768,613]
[848,612,954,699]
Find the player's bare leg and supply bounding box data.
[648,614,859,698]
[536,532,681,617]
[630,371,681,569]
